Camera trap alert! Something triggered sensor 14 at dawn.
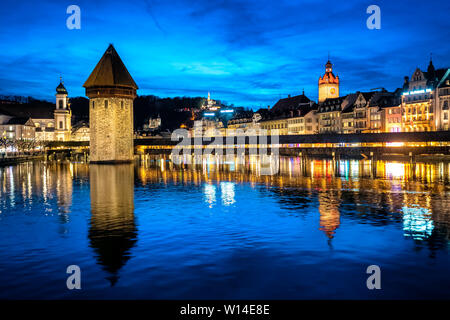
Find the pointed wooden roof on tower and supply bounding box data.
[83,44,138,89]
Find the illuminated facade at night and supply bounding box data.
[54,79,72,141]
[436,71,450,130]
[383,104,402,133]
[317,96,345,133]
[225,58,448,136]
[84,44,138,163]
[318,60,340,103]
[401,59,449,132]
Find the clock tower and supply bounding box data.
[318,60,340,103]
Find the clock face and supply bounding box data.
[330,87,336,96]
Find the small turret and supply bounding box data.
[427,55,437,84]
[403,76,409,91]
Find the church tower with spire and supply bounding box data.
[83,44,138,163]
[318,59,340,103]
[54,77,72,141]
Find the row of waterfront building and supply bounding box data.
[1,54,450,143]
[0,78,89,142]
[222,58,450,136]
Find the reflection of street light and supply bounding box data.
[220,182,235,206]
[204,183,216,208]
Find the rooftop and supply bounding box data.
[83,44,138,89]
[271,93,312,112]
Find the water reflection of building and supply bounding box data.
[89,164,136,286]
[138,155,450,245]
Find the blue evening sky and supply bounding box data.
[0,0,449,108]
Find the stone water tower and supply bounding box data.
[83,44,138,163]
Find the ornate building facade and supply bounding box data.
[436,70,450,130]
[401,59,447,132]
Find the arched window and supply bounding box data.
[92,101,95,109]
[105,100,108,108]
[58,100,63,109]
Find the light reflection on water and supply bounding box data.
[0,156,449,299]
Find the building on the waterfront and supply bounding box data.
[257,93,316,135]
[33,117,55,141]
[0,96,55,141]
[83,44,138,163]
[317,96,345,133]
[287,109,319,135]
[367,92,400,133]
[192,118,224,137]
[383,104,402,133]
[270,92,313,113]
[363,91,398,133]
[259,117,289,135]
[341,109,354,134]
[31,78,74,141]
[352,92,376,133]
[0,117,35,140]
[340,94,358,134]
[378,90,403,133]
[227,111,256,132]
[71,120,90,141]
[436,70,450,130]
[316,89,401,134]
[257,92,317,135]
[401,59,449,132]
[3,78,89,142]
[318,60,340,103]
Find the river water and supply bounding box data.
[0,156,449,299]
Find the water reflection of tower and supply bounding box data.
[88,164,137,286]
[55,162,73,222]
[318,190,341,240]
